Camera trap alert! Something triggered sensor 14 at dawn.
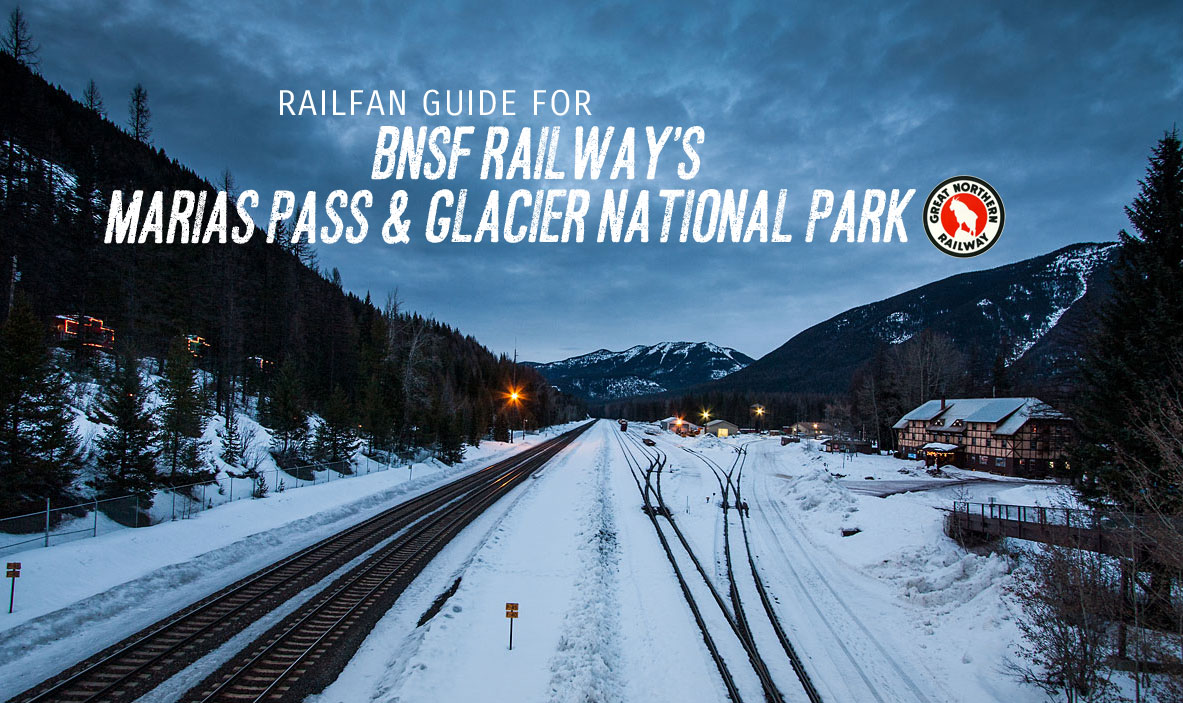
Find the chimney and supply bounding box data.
[941,397,946,410]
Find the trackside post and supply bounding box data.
[7,562,20,613]
[505,602,518,650]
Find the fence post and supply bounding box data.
[44,497,50,548]
[201,483,206,512]
[171,490,176,521]
[93,499,98,537]
[135,495,140,527]
[229,477,234,502]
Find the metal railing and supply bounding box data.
[0,454,412,557]
[950,500,1143,531]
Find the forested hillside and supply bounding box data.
[0,52,581,516]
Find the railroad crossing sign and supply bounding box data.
[7,562,19,614]
[505,602,519,650]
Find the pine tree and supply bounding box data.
[1075,130,1183,511]
[0,299,80,513]
[220,399,244,468]
[2,6,39,69]
[267,363,307,458]
[312,386,358,464]
[157,337,208,483]
[492,410,510,443]
[127,83,151,144]
[91,354,158,500]
[438,411,465,465]
[359,372,394,454]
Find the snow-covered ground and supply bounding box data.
[0,425,579,701]
[1,419,1078,702]
[644,428,1074,702]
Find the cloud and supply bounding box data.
[18,0,1183,361]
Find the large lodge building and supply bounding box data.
[893,397,1073,477]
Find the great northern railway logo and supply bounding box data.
[922,175,1004,257]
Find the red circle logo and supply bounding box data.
[939,193,989,238]
[922,176,1004,257]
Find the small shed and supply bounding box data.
[788,421,835,437]
[705,419,740,438]
[823,438,874,455]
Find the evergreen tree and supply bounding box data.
[0,299,80,513]
[157,337,208,483]
[127,83,151,144]
[267,363,307,458]
[91,354,158,499]
[466,405,484,449]
[359,372,394,454]
[1075,130,1183,512]
[220,398,244,468]
[312,386,358,463]
[492,410,510,443]
[438,411,465,465]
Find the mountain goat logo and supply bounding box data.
[922,176,1004,258]
[947,196,979,237]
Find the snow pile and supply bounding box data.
[546,435,625,703]
[783,467,858,518]
[691,433,728,450]
[873,543,1013,611]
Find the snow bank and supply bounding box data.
[783,467,858,518]
[872,544,1013,611]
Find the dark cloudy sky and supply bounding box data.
[17,1,1183,362]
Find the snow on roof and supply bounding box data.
[921,442,959,452]
[893,397,1066,434]
[705,419,736,427]
[659,416,678,423]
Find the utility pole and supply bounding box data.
[7,255,17,321]
[511,345,518,443]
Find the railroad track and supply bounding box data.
[614,428,792,703]
[685,444,824,703]
[15,423,589,703]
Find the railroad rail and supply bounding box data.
[616,428,805,703]
[684,444,823,703]
[15,424,589,703]
[611,428,745,702]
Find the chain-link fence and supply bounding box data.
[0,454,410,557]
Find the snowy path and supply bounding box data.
[743,439,951,702]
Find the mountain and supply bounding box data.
[0,52,583,451]
[717,242,1119,394]
[529,342,754,400]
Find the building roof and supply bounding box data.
[705,419,737,428]
[921,442,959,452]
[659,416,678,424]
[892,397,1067,435]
